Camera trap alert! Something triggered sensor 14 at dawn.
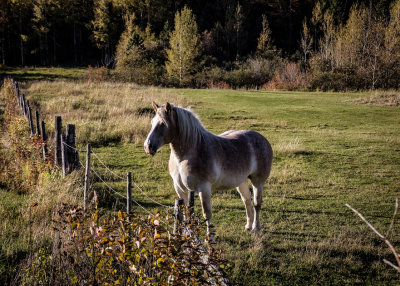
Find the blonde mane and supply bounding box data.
[174,106,206,149]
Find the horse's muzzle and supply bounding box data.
[144,142,156,156]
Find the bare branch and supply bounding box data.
[386,198,399,238]
[384,259,400,272]
[346,203,400,271]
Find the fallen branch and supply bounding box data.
[346,200,400,273]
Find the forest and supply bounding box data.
[1,0,400,90]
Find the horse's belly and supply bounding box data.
[213,172,247,190]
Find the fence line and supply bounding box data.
[75,143,174,209]
[7,78,188,235]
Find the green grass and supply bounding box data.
[1,66,87,82]
[87,89,400,285]
[2,68,400,285]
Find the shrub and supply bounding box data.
[198,56,284,89]
[265,62,306,90]
[307,55,368,91]
[0,79,52,194]
[20,204,231,285]
[85,66,110,82]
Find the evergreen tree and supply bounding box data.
[115,13,165,84]
[165,6,199,85]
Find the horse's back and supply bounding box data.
[217,130,273,183]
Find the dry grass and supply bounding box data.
[354,90,400,106]
[25,81,189,145]
[273,137,305,154]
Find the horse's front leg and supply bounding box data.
[197,182,215,242]
[173,181,188,205]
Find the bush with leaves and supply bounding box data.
[0,79,52,194]
[265,62,306,91]
[21,203,231,285]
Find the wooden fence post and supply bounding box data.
[35,110,40,136]
[65,124,80,172]
[127,172,132,214]
[26,100,30,119]
[188,191,195,217]
[61,134,68,177]
[41,120,48,160]
[21,94,26,117]
[54,116,62,166]
[27,106,34,135]
[173,198,184,234]
[84,144,91,211]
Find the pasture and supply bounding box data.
[1,68,400,285]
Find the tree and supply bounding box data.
[311,1,322,52]
[0,0,8,65]
[234,2,243,60]
[32,0,51,66]
[165,6,199,85]
[115,13,165,84]
[256,14,273,56]
[385,0,400,66]
[92,0,119,67]
[299,17,313,68]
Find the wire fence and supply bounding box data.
[63,141,173,219]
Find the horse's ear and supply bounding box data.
[165,102,172,113]
[152,101,159,113]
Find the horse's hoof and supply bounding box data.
[244,226,251,232]
[249,228,261,235]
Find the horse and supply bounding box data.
[144,102,273,237]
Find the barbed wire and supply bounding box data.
[132,180,174,209]
[64,141,173,211]
[91,151,125,180]
[91,167,157,217]
[62,141,86,153]
[89,147,174,209]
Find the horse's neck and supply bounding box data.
[170,129,212,161]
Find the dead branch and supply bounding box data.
[386,198,399,238]
[346,201,400,273]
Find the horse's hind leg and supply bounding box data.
[250,182,264,234]
[236,181,254,231]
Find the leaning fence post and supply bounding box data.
[54,116,62,166]
[35,111,40,136]
[84,144,91,211]
[27,106,34,135]
[61,134,68,177]
[127,172,132,214]
[173,198,184,234]
[41,120,48,160]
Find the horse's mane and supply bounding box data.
[174,106,206,148]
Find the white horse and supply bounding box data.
[144,102,273,237]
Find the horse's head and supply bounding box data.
[144,101,176,156]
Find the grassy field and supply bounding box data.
[1,68,400,285]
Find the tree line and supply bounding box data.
[1,0,399,90]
